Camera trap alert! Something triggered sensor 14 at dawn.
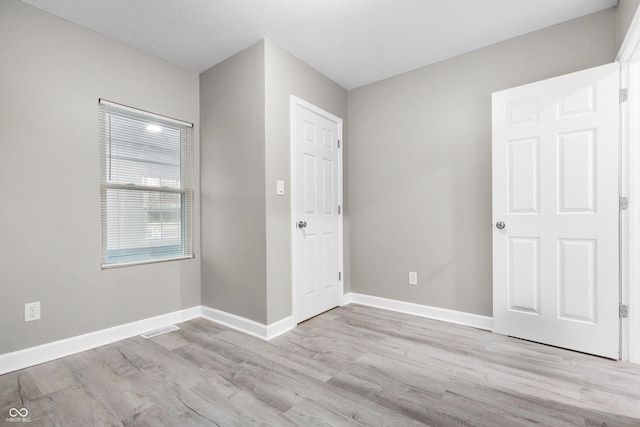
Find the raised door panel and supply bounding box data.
[558,239,597,324]
[558,130,597,213]
[508,237,541,315]
[508,137,540,214]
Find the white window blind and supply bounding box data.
[98,99,193,268]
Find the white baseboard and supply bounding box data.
[0,306,201,375]
[265,315,297,340]
[200,305,295,341]
[1,296,492,375]
[344,292,493,331]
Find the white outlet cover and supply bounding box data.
[408,272,418,286]
[25,302,41,322]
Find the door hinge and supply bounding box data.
[620,197,629,211]
[338,272,342,281]
[338,139,341,149]
[620,88,628,103]
[338,205,341,214]
[620,304,629,318]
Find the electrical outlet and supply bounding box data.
[24,302,40,322]
[408,272,418,286]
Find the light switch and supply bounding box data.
[276,180,285,196]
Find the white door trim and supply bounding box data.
[617,6,640,64]
[620,62,630,363]
[617,5,640,364]
[290,96,344,323]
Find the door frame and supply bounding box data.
[618,5,640,364]
[289,95,344,323]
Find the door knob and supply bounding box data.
[496,221,506,230]
[297,221,307,229]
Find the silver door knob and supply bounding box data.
[496,221,505,230]
[297,221,307,229]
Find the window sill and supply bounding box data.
[101,254,194,270]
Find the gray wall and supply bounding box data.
[347,9,617,317]
[264,40,348,323]
[200,40,348,325]
[617,0,640,52]
[200,41,268,323]
[0,0,201,354]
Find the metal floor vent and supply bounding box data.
[140,325,180,339]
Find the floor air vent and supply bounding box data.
[140,325,180,339]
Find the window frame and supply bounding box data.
[98,99,194,269]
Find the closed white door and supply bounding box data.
[492,63,620,359]
[292,97,343,323]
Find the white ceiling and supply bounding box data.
[20,0,617,89]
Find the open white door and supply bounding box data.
[492,63,620,359]
[291,97,343,323]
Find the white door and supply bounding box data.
[291,97,343,323]
[492,63,620,359]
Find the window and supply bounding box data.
[98,99,193,268]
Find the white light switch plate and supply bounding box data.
[276,180,285,196]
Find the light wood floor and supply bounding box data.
[2,304,640,426]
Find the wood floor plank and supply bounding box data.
[31,383,122,426]
[283,398,425,427]
[229,354,429,426]
[347,320,640,419]
[2,304,640,425]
